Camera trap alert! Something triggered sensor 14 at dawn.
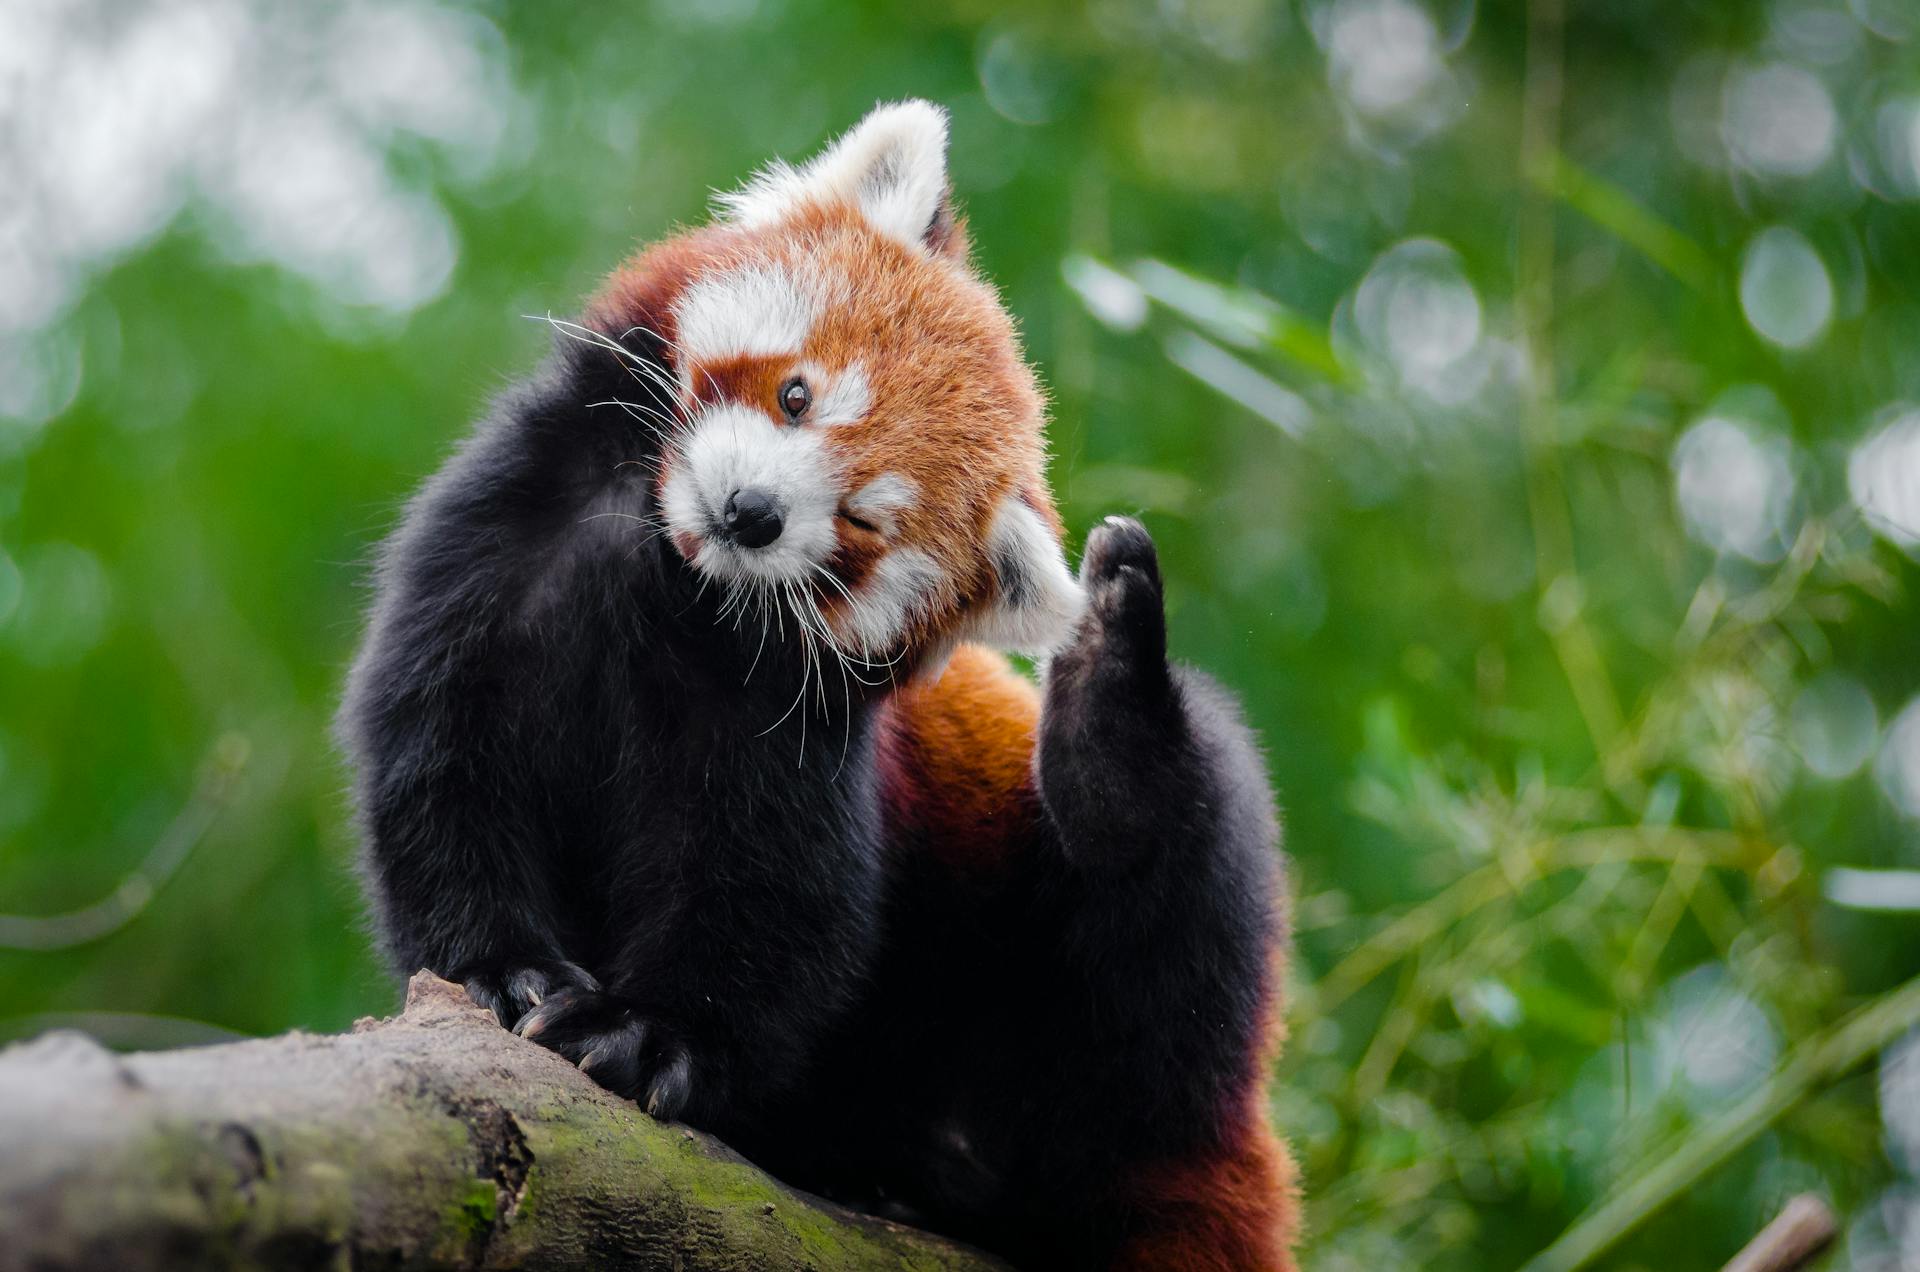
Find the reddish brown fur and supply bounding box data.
[685,355,791,411]
[877,643,1045,871]
[1114,1126,1301,1272]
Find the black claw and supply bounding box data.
[512,995,562,1039]
[501,984,693,1114]
[459,957,600,1030]
[506,966,549,1008]
[644,1047,693,1120]
[463,976,513,1027]
[576,1018,647,1094]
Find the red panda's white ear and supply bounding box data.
[718,100,958,258]
[963,493,1085,656]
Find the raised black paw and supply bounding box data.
[514,988,695,1119]
[459,957,600,1031]
[1036,517,1191,868]
[1071,516,1166,670]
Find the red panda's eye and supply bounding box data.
[780,378,811,420]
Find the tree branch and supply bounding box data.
[1720,1195,1837,1272]
[0,972,1005,1272]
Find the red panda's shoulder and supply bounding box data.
[874,644,1042,868]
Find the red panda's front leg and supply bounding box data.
[1037,517,1173,865]
[1037,516,1260,870]
[1033,516,1298,1271]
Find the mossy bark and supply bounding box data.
[0,972,1005,1272]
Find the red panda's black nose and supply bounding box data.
[722,488,784,549]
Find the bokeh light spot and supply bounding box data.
[1875,696,1920,820]
[1740,226,1833,350]
[1850,0,1916,43]
[976,30,1065,126]
[1883,1030,1920,1177]
[1723,62,1836,177]
[1772,0,1864,66]
[1791,674,1879,780]
[1324,0,1443,117]
[1653,965,1780,1105]
[4,542,113,668]
[1873,97,1920,198]
[1671,415,1800,562]
[1352,238,1485,404]
[1848,408,1920,551]
[0,328,83,429]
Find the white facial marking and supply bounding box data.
[810,361,871,427]
[843,471,917,538]
[715,99,951,254]
[660,403,840,584]
[965,495,1085,655]
[673,264,818,368]
[836,547,943,657]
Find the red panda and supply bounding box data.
[342,100,1296,1270]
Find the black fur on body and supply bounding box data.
[340,331,890,1135]
[341,332,1285,1265]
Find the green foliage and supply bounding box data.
[2,1,1918,1269]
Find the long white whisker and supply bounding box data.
[743,592,771,685]
[798,590,838,717]
[533,315,694,410]
[758,655,811,739]
[618,321,725,403]
[586,399,676,438]
[802,562,895,684]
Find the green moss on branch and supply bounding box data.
[0,972,1005,1272]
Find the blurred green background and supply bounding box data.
[4,0,1920,1268]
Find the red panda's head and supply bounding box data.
[585,101,1082,672]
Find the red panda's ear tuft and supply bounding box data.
[717,99,962,260]
[961,488,1084,656]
